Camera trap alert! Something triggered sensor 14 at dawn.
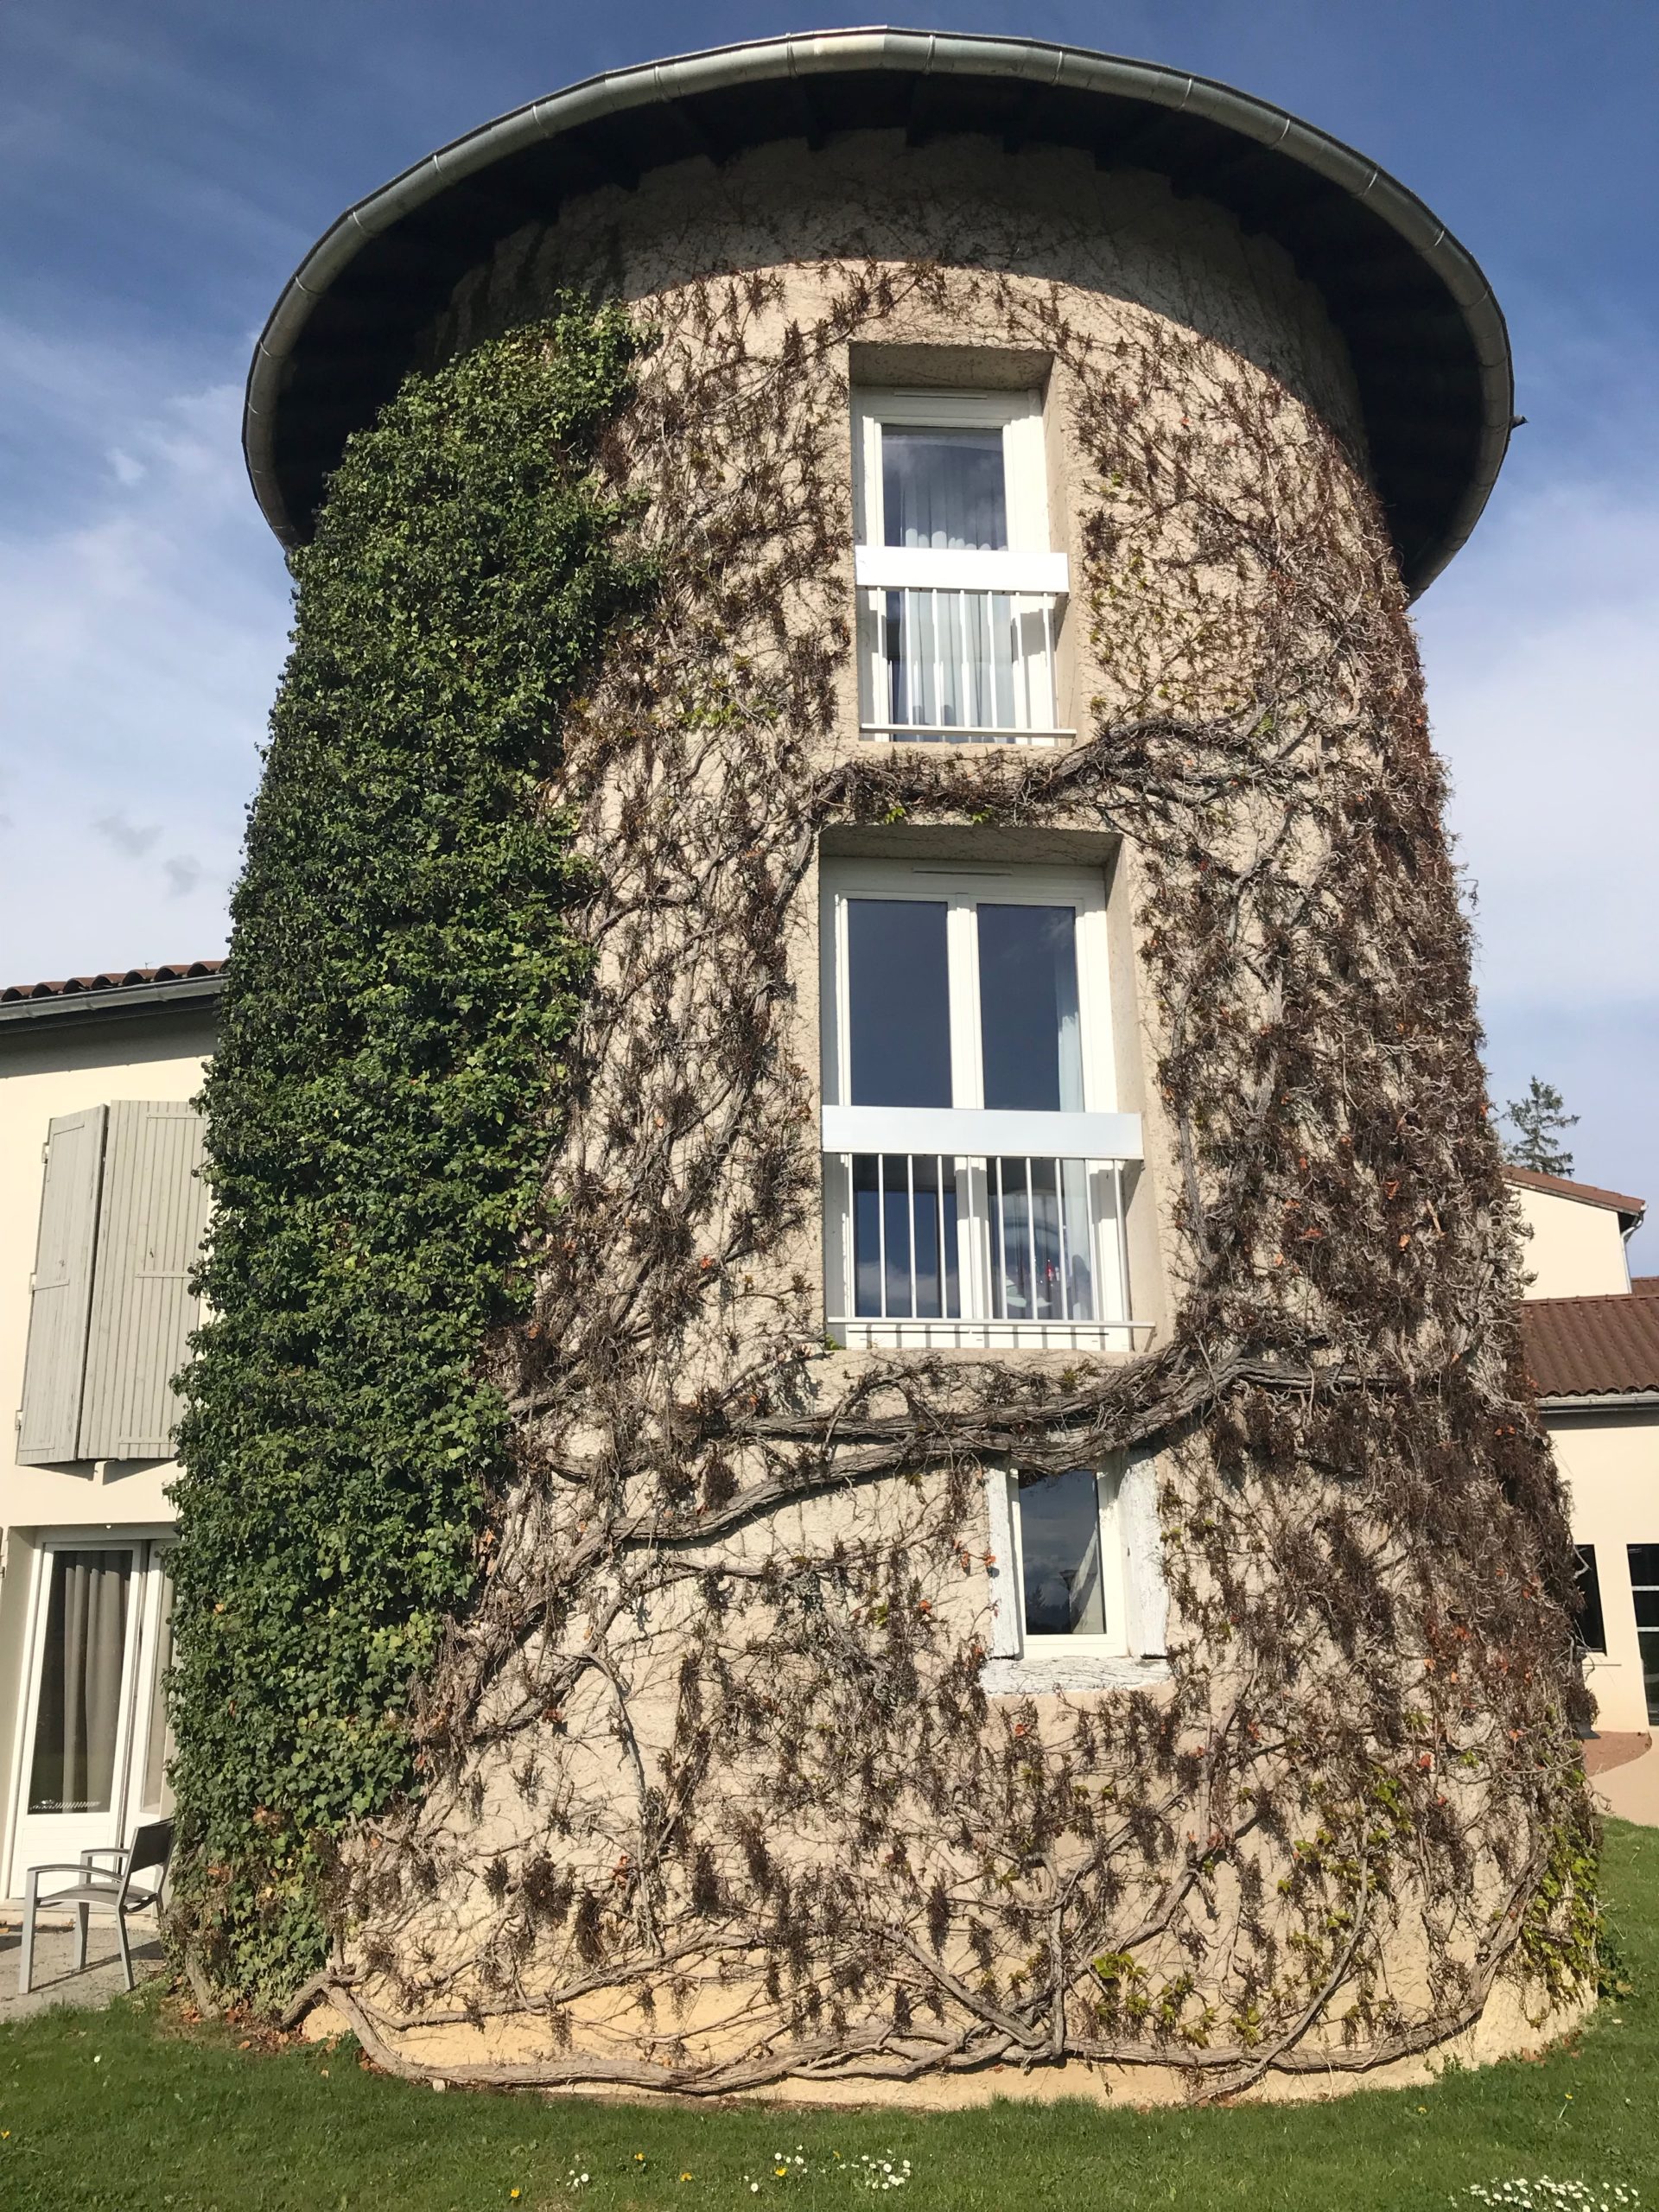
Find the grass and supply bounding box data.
[2,1821,1654,2212]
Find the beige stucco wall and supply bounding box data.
[0,1003,214,1884]
[433,132,1370,461]
[1515,1185,1630,1299]
[1548,1406,1658,1733]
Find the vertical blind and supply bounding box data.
[881,426,1008,550]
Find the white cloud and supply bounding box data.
[1422,467,1659,1007]
[0,322,289,984]
[1418,413,1659,1264]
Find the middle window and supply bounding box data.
[820,859,1142,1351]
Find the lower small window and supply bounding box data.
[1573,1544,1607,1656]
[1014,1467,1123,1652]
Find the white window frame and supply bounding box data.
[819,856,1142,1351]
[852,388,1052,552]
[851,388,1069,742]
[1010,1465,1128,1657]
[2,1529,175,1897]
[982,1452,1171,1682]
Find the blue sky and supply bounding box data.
[3,1,1656,1256]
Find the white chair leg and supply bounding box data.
[115,1907,133,1993]
[75,1901,89,1972]
[19,1869,38,1996]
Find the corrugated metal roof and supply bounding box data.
[1523,1294,1659,1402]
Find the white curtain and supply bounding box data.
[881,427,1007,550]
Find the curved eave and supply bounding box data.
[245,26,1513,596]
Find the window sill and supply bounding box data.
[981,1653,1172,1696]
[858,726,1075,748]
[830,1319,1145,1353]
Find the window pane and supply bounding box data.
[977,905,1083,1111]
[882,426,1007,550]
[142,1560,177,1815]
[852,1154,882,1316]
[1019,1469,1107,1637]
[1573,1544,1606,1655]
[848,899,951,1106]
[883,586,1019,733]
[1635,1541,1659,1726]
[29,1549,132,1815]
[851,1154,961,1319]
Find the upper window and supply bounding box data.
[852,391,1068,746]
[820,858,1141,1351]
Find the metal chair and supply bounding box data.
[17,1817,174,1995]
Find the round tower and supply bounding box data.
[185,30,1590,2101]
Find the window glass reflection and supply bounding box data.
[882,426,1007,550]
[848,899,951,1106]
[29,1549,132,1815]
[977,904,1082,1111]
[1019,1470,1106,1637]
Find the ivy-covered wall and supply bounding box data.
[174,149,1593,2100]
[294,244,1592,2101]
[170,302,652,2002]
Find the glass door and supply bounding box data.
[7,1540,168,1891]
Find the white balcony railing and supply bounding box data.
[855,548,1070,744]
[822,1106,1144,1351]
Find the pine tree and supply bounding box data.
[1501,1077,1579,1177]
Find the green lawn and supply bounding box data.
[3,1822,1654,2212]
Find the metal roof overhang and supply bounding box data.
[245,27,1513,596]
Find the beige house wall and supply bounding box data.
[1548,1408,1659,1733]
[1512,1173,1653,1732]
[0,1005,213,1889]
[1515,1184,1630,1299]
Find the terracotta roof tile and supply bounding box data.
[1504,1164,1646,1220]
[1633,1277,1659,1300]
[0,960,226,1006]
[1522,1294,1659,1401]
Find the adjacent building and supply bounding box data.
[0,964,221,1897]
[1512,1167,1658,1738]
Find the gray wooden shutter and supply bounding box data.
[16,1107,109,1463]
[77,1101,209,1460]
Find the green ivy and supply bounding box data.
[1517,1800,1604,2004]
[168,301,652,2005]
